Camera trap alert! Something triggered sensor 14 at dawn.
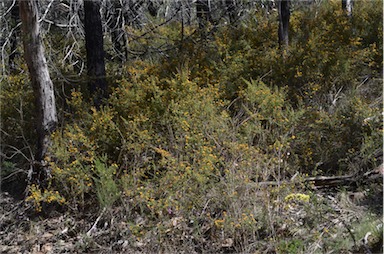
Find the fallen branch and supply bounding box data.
[86,207,106,237]
[251,164,383,189]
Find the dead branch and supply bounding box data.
[86,207,106,237]
[250,164,383,189]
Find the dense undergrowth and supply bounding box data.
[1,1,382,253]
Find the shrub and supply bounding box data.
[0,74,36,168]
[49,124,96,208]
[93,156,120,208]
[5,1,381,252]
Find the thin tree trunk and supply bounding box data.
[278,0,290,48]
[84,0,107,106]
[225,0,236,24]
[180,2,184,50]
[342,0,353,17]
[196,0,212,29]
[19,0,57,185]
[148,0,158,17]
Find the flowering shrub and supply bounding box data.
[2,0,381,252]
[26,184,66,212]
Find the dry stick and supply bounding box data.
[0,23,21,76]
[86,207,106,237]
[38,0,55,23]
[340,218,357,249]
[362,232,373,254]
[1,168,26,181]
[249,166,383,189]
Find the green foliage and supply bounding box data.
[49,124,96,207]
[2,1,382,252]
[277,239,304,254]
[26,184,66,212]
[93,156,120,208]
[321,213,383,253]
[0,161,17,178]
[44,122,121,210]
[0,74,36,166]
[289,87,382,173]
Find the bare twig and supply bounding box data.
[1,168,26,181]
[247,167,383,189]
[86,207,106,237]
[38,0,55,23]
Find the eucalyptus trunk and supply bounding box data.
[342,0,353,17]
[19,0,57,185]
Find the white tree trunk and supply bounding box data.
[342,0,354,17]
[19,0,57,184]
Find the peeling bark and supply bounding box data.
[19,0,57,185]
[342,0,354,17]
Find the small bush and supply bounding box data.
[93,156,120,208]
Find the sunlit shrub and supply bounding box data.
[3,1,380,251]
[0,74,36,167]
[48,121,121,210]
[26,184,66,212]
[49,124,96,207]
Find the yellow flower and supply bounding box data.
[214,219,225,228]
[284,193,310,203]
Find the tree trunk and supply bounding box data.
[342,0,353,17]
[148,1,159,17]
[84,0,107,106]
[278,0,290,47]
[196,0,212,29]
[19,0,57,185]
[225,0,237,24]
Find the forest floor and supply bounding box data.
[0,181,383,253]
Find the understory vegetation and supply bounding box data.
[1,1,382,253]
